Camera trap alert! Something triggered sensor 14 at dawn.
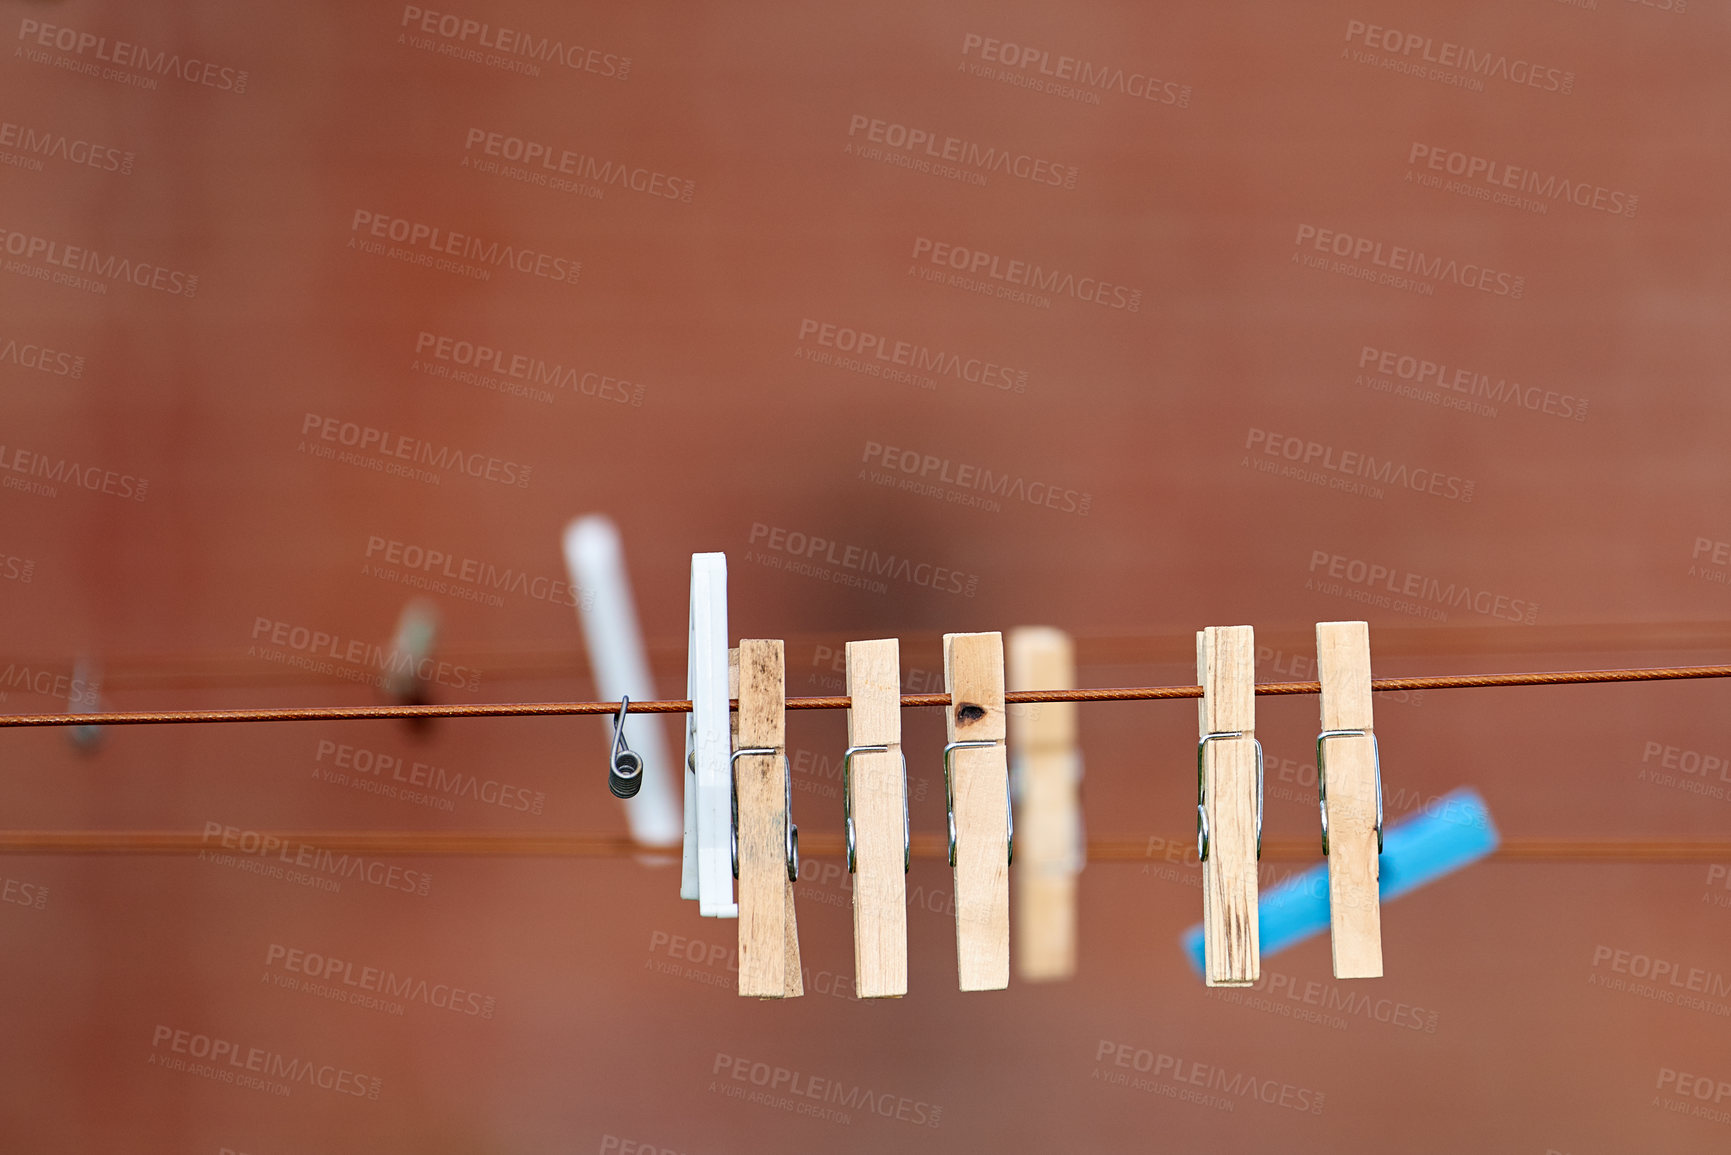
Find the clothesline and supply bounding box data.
[0,832,1719,862]
[2,661,1726,728]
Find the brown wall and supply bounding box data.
[1,0,1728,1150]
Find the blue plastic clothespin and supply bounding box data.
[1182,787,1499,973]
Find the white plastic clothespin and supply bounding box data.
[845,639,908,998]
[1316,620,1384,979]
[1008,628,1082,982]
[1197,625,1260,986]
[685,553,735,915]
[944,631,1010,992]
[563,517,682,847]
[733,640,801,998]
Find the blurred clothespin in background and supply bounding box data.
[67,656,103,752]
[563,516,682,848]
[1008,628,1082,982]
[383,599,439,734]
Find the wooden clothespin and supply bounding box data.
[1008,628,1082,982]
[943,631,1010,992]
[845,639,908,998]
[1197,625,1260,986]
[732,640,802,998]
[1315,621,1383,979]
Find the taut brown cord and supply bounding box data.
[0,831,1721,863]
[2,662,1727,728]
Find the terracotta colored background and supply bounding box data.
[2,0,1728,1150]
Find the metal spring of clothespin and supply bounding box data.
[943,739,1013,867]
[1316,728,1384,856]
[729,748,798,883]
[1195,730,1264,862]
[607,696,645,799]
[842,744,911,874]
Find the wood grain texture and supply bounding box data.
[1008,627,1079,982]
[1317,621,1383,979]
[735,640,801,998]
[944,632,1009,992]
[728,648,739,745]
[1198,626,1259,987]
[846,639,907,998]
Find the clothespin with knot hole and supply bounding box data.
[944,631,1010,992]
